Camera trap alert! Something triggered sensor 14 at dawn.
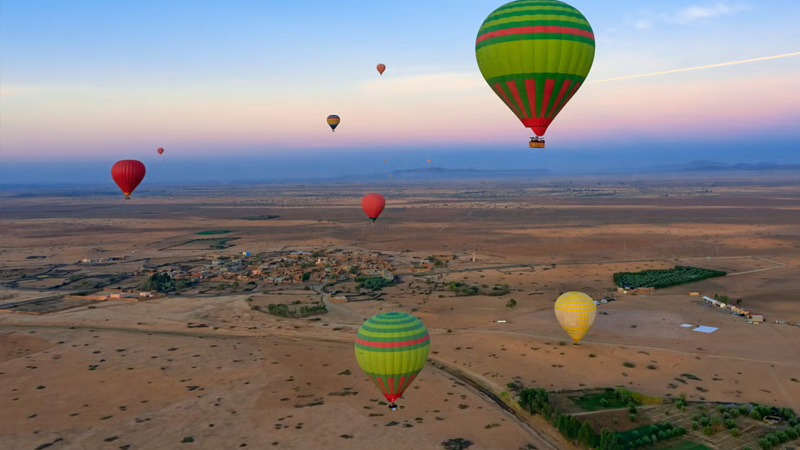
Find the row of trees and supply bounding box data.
[759,424,800,450]
[517,388,684,450]
[263,302,327,318]
[617,423,687,448]
[518,388,619,449]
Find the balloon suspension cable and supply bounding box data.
[388,403,398,411]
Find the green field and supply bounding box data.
[613,266,726,289]
[572,391,632,411]
[617,423,688,448]
[196,230,234,235]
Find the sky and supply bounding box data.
[2,0,800,184]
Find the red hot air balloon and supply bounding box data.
[376,63,386,75]
[361,193,386,222]
[111,160,146,200]
[157,147,164,155]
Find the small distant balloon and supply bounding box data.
[111,160,146,200]
[327,115,340,132]
[157,147,164,155]
[377,63,386,75]
[383,159,388,163]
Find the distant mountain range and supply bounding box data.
[648,161,800,173]
[387,167,549,179]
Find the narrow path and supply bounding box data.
[727,257,787,276]
[428,358,569,450]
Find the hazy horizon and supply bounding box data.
[3,137,800,187]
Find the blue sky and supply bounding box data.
[1,0,799,183]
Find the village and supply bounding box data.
[0,248,461,314]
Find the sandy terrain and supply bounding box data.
[1,175,799,449]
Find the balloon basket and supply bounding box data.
[388,403,398,411]
[529,137,545,148]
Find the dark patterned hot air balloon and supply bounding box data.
[355,312,430,411]
[361,193,386,222]
[327,115,340,132]
[376,63,386,75]
[111,160,146,200]
[157,147,164,155]
[476,0,595,148]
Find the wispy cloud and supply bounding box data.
[672,2,750,23]
[631,2,750,30]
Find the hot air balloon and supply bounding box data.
[426,159,431,163]
[377,63,386,75]
[361,193,386,222]
[355,312,430,411]
[475,0,595,148]
[327,115,340,132]
[554,291,597,345]
[111,160,146,200]
[157,147,164,155]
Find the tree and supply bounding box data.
[578,421,598,448]
[506,298,517,309]
[441,438,472,450]
[142,272,194,293]
[599,428,622,450]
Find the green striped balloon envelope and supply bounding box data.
[355,312,430,404]
[475,0,595,137]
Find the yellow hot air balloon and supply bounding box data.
[554,291,596,345]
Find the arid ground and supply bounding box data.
[2,173,799,449]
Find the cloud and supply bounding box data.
[631,2,750,30]
[672,2,750,23]
[359,73,484,95]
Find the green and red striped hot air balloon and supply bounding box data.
[475,0,595,148]
[355,312,430,411]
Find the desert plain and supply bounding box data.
[1,173,799,450]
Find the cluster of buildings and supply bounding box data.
[411,254,455,272]
[79,256,130,264]
[67,290,163,302]
[158,249,395,286]
[702,296,763,322]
